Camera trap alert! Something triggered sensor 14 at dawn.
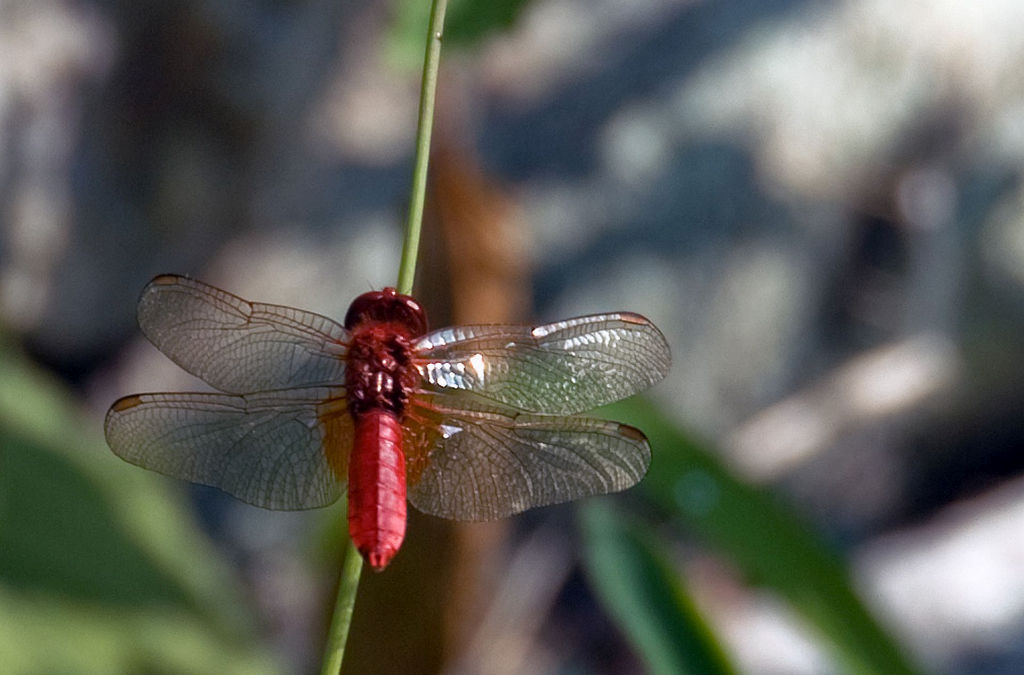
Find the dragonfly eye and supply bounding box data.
[344,288,428,337]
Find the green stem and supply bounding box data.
[397,0,448,295]
[319,539,364,675]
[320,1,448,673]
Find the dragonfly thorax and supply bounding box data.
[345,325,419,417]
[343,289,428,417]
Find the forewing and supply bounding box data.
[404,398,650,521]
[137,275,349,393]
[413,313,670,415]
[104,387,351,510]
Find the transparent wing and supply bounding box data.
[137,275,350,394]
[413,313,670,415]
[104,387,351,510]
[404,397,650,521]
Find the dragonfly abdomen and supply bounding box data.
[348,407,407,571]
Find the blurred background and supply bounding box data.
[2,0,1024,673]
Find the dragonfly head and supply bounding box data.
[344,288,429,338]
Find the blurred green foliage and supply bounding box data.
[594,398,919,675]
[581,501,736,675]
[0,345,279,675]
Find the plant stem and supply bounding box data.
[397,0,448,296]
[320,1,448,673]
[319,539,364,675]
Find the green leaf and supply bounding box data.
[0,346,280,675]
[602,398,919,675]
[444,0,533,45]
[580,501,736,675]
[0,429,188,605]
[386,0,534,68]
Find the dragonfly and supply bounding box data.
[105,275,671,570]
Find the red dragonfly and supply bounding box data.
[105,275,671,570]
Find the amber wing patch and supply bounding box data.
[318,397,355,481]
[400,403,445,488]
